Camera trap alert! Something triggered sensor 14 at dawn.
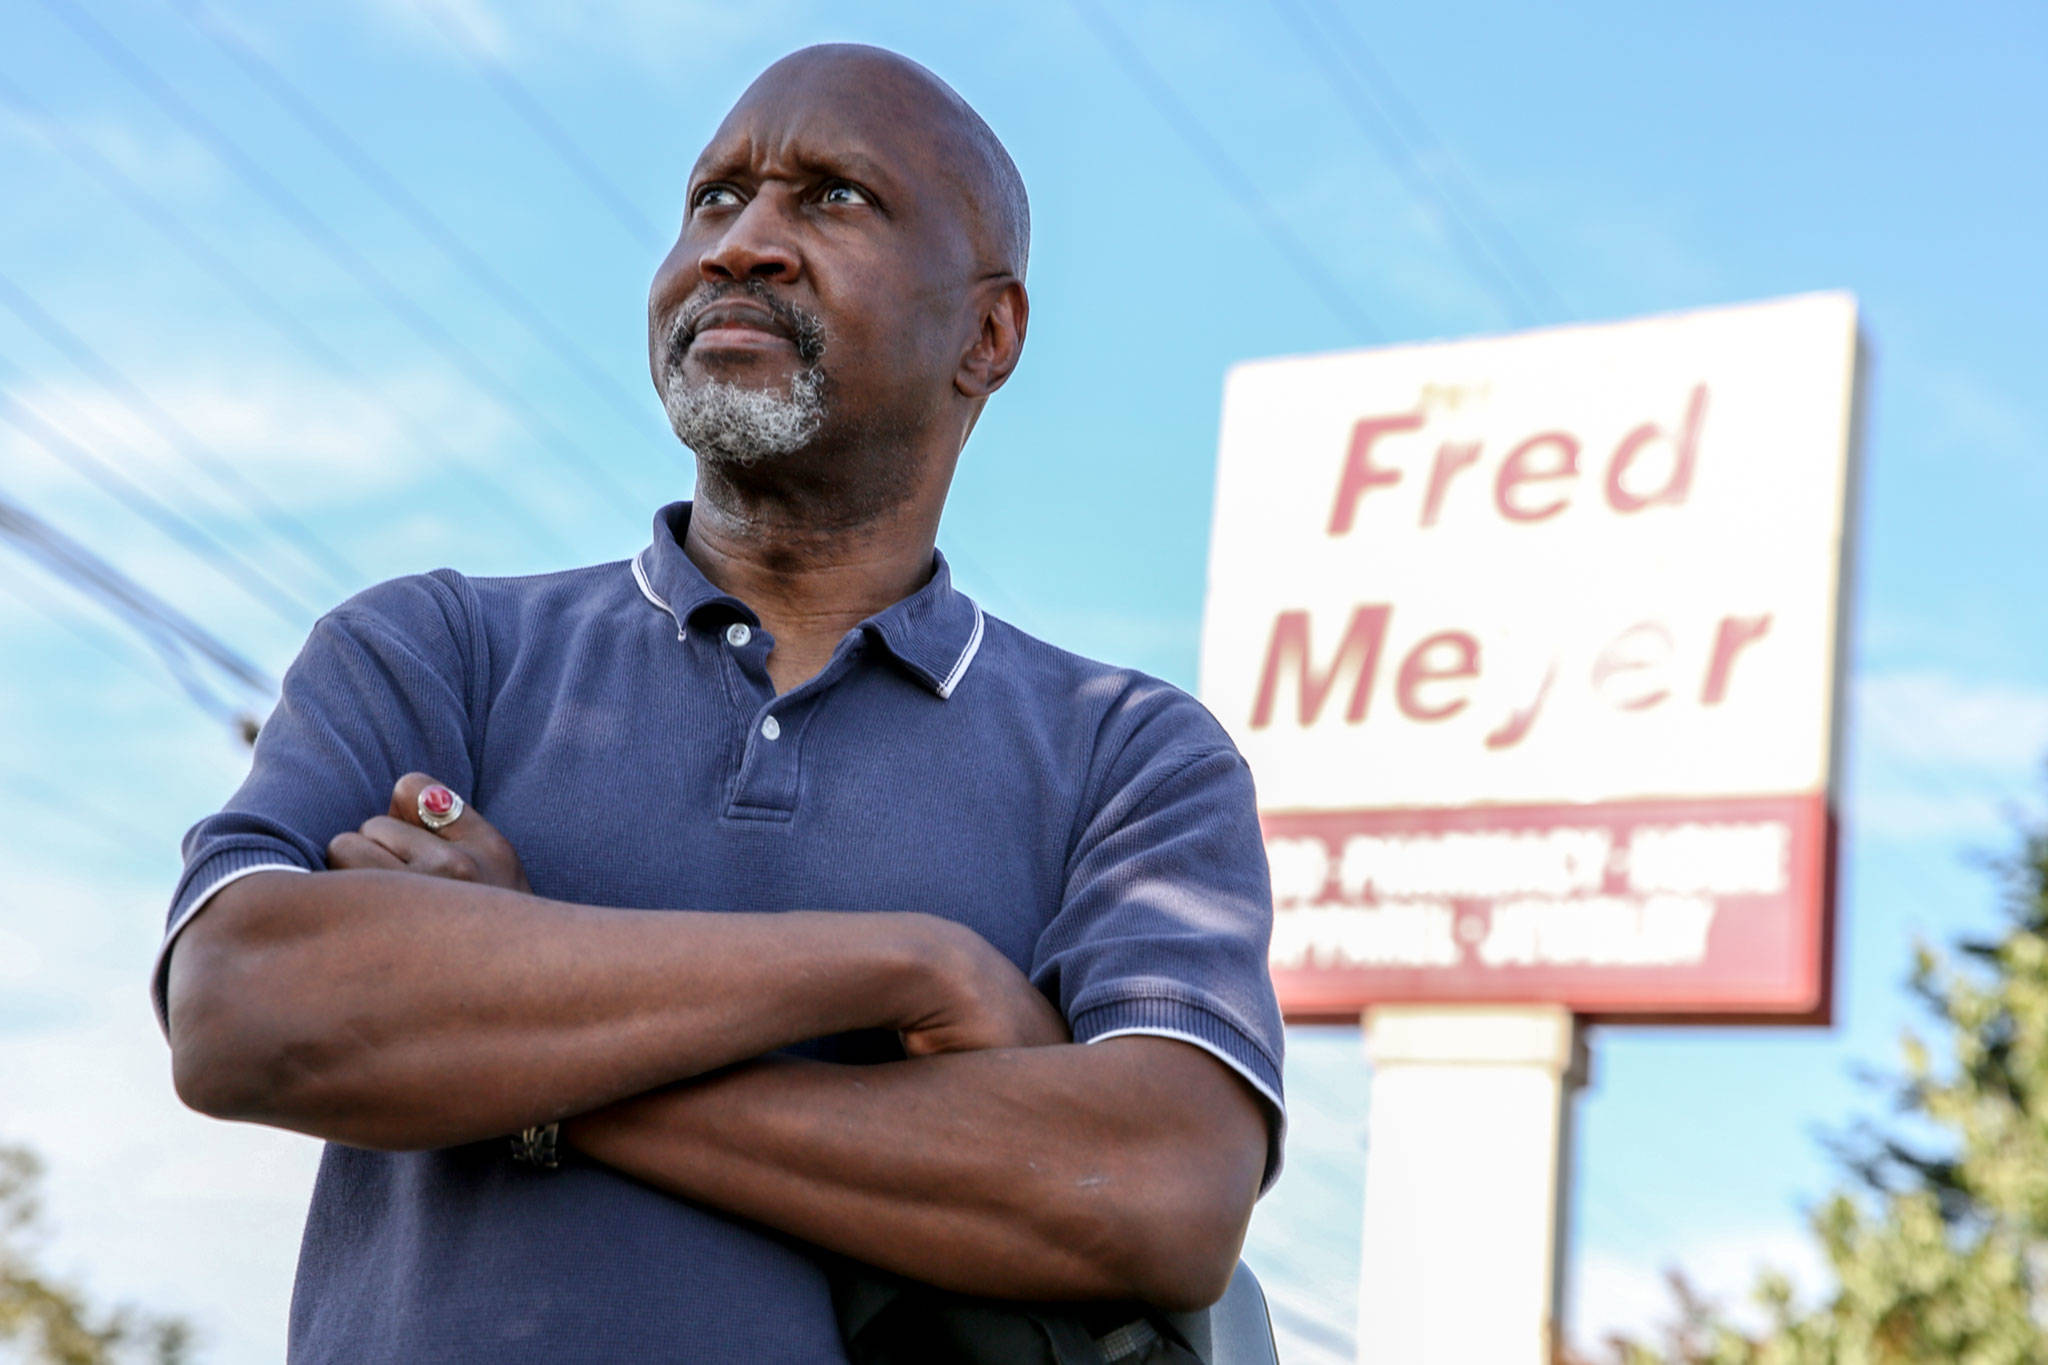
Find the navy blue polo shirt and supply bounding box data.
[156,502,1284,1364]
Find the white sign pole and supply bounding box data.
[1357,1005,1586,1365]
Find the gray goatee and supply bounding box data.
[660,287,829,467]
[662,366,827,468]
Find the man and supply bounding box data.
[157,44,1283,1362]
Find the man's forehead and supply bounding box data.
[694,46,976,184]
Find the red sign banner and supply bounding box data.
[1262,794,1834,1022]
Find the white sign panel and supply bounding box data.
[1200,294,1858,1019]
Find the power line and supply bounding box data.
[0,267,363,596]
[37,0,647,519]
[0,377,319,626]
[0,554,187,707]
[171,0,666,446]
[0,485,273,743]
[1067,0,1381,341]
[0,71,581,564]
[417,0,668,255]
[0,486,276,694]
[1290,0,1570,323]
[0,569,245,849]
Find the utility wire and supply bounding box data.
[0,554,187,708]
[0,266,363,596]
[1067,0,1380,341]
[1292,0,1570,322]
[38,0,646,518]
[417,0,668,255]
[1267,0,1540,325]
[0,377,319,626]
[0,72,580,564]
[171,0,664,444]
[0,486,274,743]
[0,573,243,843]
[0,488,277,694]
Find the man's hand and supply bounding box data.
[895,917,1068,1054]
[326,773,531,893]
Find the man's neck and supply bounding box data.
[683,477,944,694]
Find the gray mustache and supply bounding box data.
[670,283,827,366]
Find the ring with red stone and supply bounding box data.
[417,786,465,831]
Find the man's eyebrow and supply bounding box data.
[808,150,898,190]
[689,143,904,195]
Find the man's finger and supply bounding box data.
[360,815,480,881]
[390,772,476,837]
[359,814,452,864]
[326,829,405,872]
[387,774,524,878]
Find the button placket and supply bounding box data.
[723,644,868,820]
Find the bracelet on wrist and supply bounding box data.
[509,1122,559,1169]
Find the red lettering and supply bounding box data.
[1395,631,1480,722]
[1420,441,1483,528]
[1250,605,1393,729]
[1493,432,1579,523]
[1485,665,1555,749]
[1591,622,1674,711]
[1607,384,1708,513]
[1327,412,1424,536]
[1702,614,1772,704]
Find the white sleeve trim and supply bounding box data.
[150,862,310,1035]
[1083,1024,1286,1120]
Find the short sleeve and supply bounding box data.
[1031,700,1286,1190]
[152,572,481,1033]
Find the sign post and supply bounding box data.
[1198,295,1861,1361]
[1357,1005,1584,1364]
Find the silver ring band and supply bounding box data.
[417,789,465,831]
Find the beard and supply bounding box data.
[659,284,830,468]
[661,366,828,468]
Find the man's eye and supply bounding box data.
[821,183,870,206]
[693,185,740,209]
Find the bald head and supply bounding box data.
[651,43,1033,508]
[729,44,1030,280]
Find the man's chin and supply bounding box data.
[673,348,803,389]
[660,363,827,465]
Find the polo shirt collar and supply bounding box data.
[632,502,985,700]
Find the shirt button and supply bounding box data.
[726,623,752,648]
[760,715,781,741]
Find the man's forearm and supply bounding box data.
[166,870,951,1150]
[564,1036,1268,1311]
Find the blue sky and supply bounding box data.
[3,1,2045,1359]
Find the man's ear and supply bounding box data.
[955,277,1028,399]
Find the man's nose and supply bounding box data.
[699,196,800,283]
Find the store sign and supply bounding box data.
[1200,294,1860,1021]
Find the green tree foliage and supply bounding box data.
[0,1144,192,1364]
[1590,819,2048,1364]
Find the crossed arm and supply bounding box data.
[166,775,1269,1310]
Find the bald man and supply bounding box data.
[158,46,1283,1362]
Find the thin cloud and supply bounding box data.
[1856,671,2048,775]
[363,0,804,70]
[0,106,221,202]
[1570,1224,1830,1350]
